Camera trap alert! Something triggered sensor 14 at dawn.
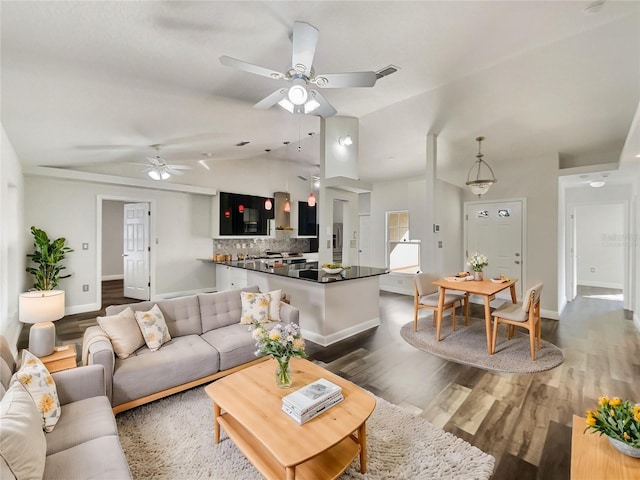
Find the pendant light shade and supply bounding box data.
[283,199,291,213]
[465,136,496,197]
[307,193,316,207]
[264,198,273,210]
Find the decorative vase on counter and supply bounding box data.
[473,271,484,281]
[608,437,640,458]
[275,358,293,388]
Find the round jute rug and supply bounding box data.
[400,317,564,374]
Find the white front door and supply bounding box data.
[465,200,523,298]
[358,215,371,267]
[123,203,150,300]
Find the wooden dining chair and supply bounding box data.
[491,282,543,360]
[413,273,469,340]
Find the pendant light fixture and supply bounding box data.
[465,136,497,197]
[264,149,273,210]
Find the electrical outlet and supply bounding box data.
[82,284,89,292]
[590,267,596,273]
[438,241,443,248]
[82,242,89,250]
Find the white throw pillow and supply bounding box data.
[0,381,46,480]
[266,289,282,321]
[97,306,145,359]
[13,350,61,432]
[134,304,171,352]
[240,292,270,325]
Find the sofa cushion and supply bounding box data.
[106,295,202,338]
[111,335,219,407]
[13,350,60,432]
[44,435,131,480]
[134,305,171,351]
[45,396,117,455]
[266,289,283,321]
[240,292,270,325]
[97,307,145,359]
[0,381,46,480]
[197,286,260,332]
[201,322,280,371]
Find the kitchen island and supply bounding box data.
[199,258,388,346]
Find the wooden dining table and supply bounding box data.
[432,277,518,354]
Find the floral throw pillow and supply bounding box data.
[240,292,270,325]
[13,350,61,432]
[134,304,171,351]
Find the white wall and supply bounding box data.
[24,176,214,313]
[0,125,25,347]
[575,203,624,288]
[101,200,125,280]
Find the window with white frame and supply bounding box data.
[387,210,421,274]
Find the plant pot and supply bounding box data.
[473,271,484,281]
[608,437,640,458]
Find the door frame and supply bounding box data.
[96,195,156,303]
[463,197,527,300]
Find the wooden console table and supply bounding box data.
[571,415,640,479]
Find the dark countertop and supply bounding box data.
[198,258,389,284]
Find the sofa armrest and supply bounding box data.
[82,326,115,403]
[279,301,299,326]
[52,364,106,405]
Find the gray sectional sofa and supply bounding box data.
[0,336,131,480]
[83,285,299,413]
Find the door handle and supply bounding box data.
[515,260,520,265]
[122,254,129,257]
[515,253,520,257]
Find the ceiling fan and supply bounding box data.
[140,145,191,181]
[220,21,378,118]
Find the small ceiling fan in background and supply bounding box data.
[139,144,191,180]
[220,21,379,118]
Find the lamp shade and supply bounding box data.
[19,290,65,324]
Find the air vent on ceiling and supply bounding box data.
[376,65,400,79]
[235,141,250,147]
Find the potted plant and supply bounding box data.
[585,395,640,457]
[25,226,73,290]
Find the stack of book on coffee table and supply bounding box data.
[282,378,344,425]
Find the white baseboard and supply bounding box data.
[65,303,101,315]
[302,318,381,347]
[102,274,123,281]
[577,281,623,289]
[153,287,216,300]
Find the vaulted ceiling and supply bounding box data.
[2,1,639,188]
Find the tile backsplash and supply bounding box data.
[213,232,311,258]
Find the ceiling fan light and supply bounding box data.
[148,168,170,181]
[278,98,295,113]
[304,98,320,114]
[288,80,308,106]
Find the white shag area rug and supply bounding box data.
[116,386,495,480]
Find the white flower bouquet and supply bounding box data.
[467,252,488,272]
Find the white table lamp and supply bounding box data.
[19,290,65,357]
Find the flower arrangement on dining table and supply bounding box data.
[584,395,640,448]
[251,321,306,387]
[467,252,489,272]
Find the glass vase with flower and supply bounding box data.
[251,321,306,388]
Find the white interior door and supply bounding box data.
[466,200,523,298]
[358,215,371,267]
[123,202,150,300]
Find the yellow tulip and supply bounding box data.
[609,397,622,407]
[586,415,596,426]
[598,395,609,406]
[623,432,631,441]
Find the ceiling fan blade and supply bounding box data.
[312,71,377,88]
[291,22,319,77]
[254,88,288,109]
[308,90,337,118]
[166,165,191,170]
[165,167,185,176]
[219,55,286,80]
[146,156,163,166]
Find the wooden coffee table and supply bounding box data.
[204,357,376,480]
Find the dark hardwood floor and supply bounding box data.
[19,282,639,479]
